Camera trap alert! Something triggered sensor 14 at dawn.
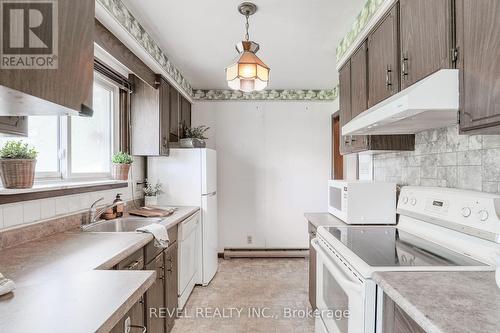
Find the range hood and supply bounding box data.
[342,69,459,136]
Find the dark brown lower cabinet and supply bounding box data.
[165,243,179,332]
[382,293,426,333]
[146,253,166,333]
[109,297,145,333]
[308,222,317,310]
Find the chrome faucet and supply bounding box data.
[86,197,126,226]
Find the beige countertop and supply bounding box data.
[373,271,500,333]
[0,206,200,333]
[304,212,347,228]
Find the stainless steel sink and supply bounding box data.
[81,217,163,232]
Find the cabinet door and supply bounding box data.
[169,89,180,142]
[350,42,368,119]
[109,297,145,333]
[0,0,94,113]
[456,0,500,133]
[165,243,179,333]
[368,4,400,107]
[0,117,28,136]
[130,75,160,156]
[339,61,352,155]
[145,253,166,333]
[400,0,453,89]
[159,79,171,155]
[180,97,192,138]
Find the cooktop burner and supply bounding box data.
[323,226,486,267]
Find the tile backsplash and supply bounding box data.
[372,125,500,193]
[0,156,145,230]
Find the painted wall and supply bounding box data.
[0,156,145,230]
[192,100,336,249]
[373,125,500,193]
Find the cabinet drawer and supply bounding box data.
[145,224,178,264]
[116,248,144,270]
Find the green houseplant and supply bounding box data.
[0,141,38,189]
[180,125,210,148]
[111,151,133,181]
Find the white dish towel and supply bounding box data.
[0,273,15,296]
[136,223,169,248]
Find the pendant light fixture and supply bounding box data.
[226,2,270,93]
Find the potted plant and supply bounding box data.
[143,180,162,206]
[111,151,133,181]
[180,125,210,148]
[0,141,38,189]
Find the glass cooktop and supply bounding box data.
[323,226,485,267]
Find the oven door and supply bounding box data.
[312,238,366,333]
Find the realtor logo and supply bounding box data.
[0,0,58,69]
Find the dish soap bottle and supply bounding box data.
[113,194,125,218]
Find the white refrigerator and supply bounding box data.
[148,148,218,285]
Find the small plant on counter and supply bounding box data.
[0,141,38,189]
[112,151,133,164]
[143,180,162,207]
[180,125,210,148]
[111,151,133,181]
[143,180,162,197]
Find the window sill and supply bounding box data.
[0,179,128,205]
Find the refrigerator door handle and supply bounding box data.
[202,191,217,197]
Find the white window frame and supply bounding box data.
[33,72,120,181]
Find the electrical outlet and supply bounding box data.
[124,316,131,333]
[247,236,253,244]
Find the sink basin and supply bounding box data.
[81,217,163,232]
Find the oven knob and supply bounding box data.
[410,198,417,206]
[402,196,408,204]
[478,210,489,222]
[461,207,472,217]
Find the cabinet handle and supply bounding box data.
[126,258,143,270]
[385,66,393,89]
[401,54,409,78]
[128,324,147,333]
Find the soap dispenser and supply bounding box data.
[113,194,125,218]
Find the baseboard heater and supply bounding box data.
[222,249,309,259]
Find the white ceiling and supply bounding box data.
[122,0,365,90]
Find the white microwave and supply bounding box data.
[328,180,396,224]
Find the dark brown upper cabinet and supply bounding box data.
[169,89,180,142]
[350,42,368,119]
[339,61,352,155]
[180,96,192,138]
[130,75,170,156]
[0,0,94,116]
[368,4,400,107]
[456,0,500,134]
[400,0,454,89]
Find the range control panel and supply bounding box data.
[398,186,500,235]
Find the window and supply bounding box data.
[0,73,121,182]
[69,76,118,177]
[0,116,60,178]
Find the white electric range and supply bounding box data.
[313,186,500,333]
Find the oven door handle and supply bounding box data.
[312,238,363,294]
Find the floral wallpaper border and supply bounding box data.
[96,0,194,97]
[336,0,386,62]
[193,87,338,101]
[97,0,339,101]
